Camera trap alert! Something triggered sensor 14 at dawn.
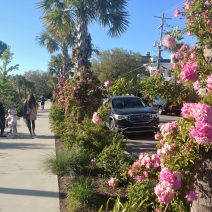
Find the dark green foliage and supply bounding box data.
[97,136,130,180]
[75,118,122,157]
[49,104,65,135]
[126,180,156,211]
[92,48,149,83]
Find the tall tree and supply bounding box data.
[92,48,149,82]
[38,0,129,72]
[0,47,19,82]
[37,0,75,76]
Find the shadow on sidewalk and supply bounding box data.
[0,142,48,150]
[0,187,59,198]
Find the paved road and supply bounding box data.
[126,115,180,156]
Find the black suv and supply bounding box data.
[105,96,159,134]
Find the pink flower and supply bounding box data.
[128,169,133,177]
[160,168,174,183]
[184,0,191,10]
[193,81,200,91]
[143,171,149,178]
[160,121,177,137]
[174,52,181,60]
[154,132,161,140]
[92,112,102,125]
[180,62,198,81]
[179,44,188,52]
[104,80,112,88]
[190,120,212,145]
[173,9,181,17]
[108,177,116,187]
[205,1,210,6]
[153,70,161,75]
[172,171,182,189]
[207,75,212,92]
[155,181,175,204]
[163,35,176,49]
[159,168,182,190]
[185,191,198,202]
[135,175,144,182]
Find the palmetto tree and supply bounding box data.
[38,0,129,72]
[37,0,75,76]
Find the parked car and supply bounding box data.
[104,96,159,134]
[152,98,182,116]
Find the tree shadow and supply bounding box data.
[0,187,59,198]
[0,141,49,150]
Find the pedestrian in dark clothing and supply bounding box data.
[39,95,46,110]
[0,100,6,137]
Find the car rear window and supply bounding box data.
[112,98,146,109]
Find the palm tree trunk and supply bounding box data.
[191,148,212,212]
[61,44,69,77]
[74,16,92,71]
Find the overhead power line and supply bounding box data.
[153,13,171,70]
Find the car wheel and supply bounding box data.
[158,106,164,115]
[109,119,116,131]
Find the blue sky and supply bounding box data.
[0,0,196,75]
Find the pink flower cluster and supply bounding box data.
[184,0,192,10]
[92,112,102,125]
[157,142,176,155]
[162,35,176,49]
[159,168,182,190]
[104,80,112,88]
[154,168,182,204]
[180,62,198,81]
[160,121,177,138]
[181,103,212,144]
[128,153,160,182]
[154,181,175,204]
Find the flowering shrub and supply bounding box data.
[54,68,103,123]
[106,2,211,211]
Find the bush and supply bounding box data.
[49,104,65,135]
[45,145,90,176]
[74,118,117,157]
[97,135,130,180]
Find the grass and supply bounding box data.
[45,145,90,176]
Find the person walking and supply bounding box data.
[0,97,6,137]
[39,95,46,110]
[23,93,39,137]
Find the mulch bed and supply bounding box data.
[55,140,126,212]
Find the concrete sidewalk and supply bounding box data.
[0,101,60,212]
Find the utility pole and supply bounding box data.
[153,13,171,70]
